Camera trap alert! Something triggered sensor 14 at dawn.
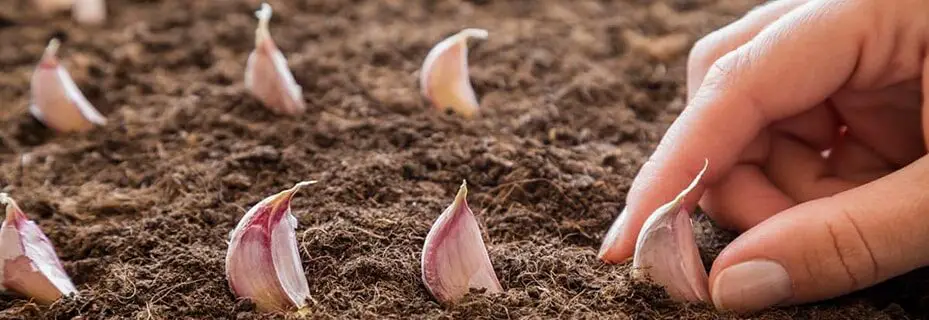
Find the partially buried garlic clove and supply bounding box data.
[421,180,502,304]
[244,2,306,116]
[226,181,315,312]
[631,160,710,302]
[0,194,77,304]
[30,38,107,133]
[419,28,488,118]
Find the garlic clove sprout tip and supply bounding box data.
[45,39,60,56]
[257,2,272,19]
[460,28,489,40]
[292,180,317,189]
[457,180,468,197]
[254,2,272,45]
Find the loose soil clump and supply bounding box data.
[0,0,926,319]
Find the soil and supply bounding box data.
[0,0,926,319]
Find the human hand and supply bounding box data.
[598,0,929,313]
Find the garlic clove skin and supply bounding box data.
[0,194,77,304]
[244,3,306,116]
[419,28,488,118]
[421,180,502,304]
[226,181,315,312]
[33,0,75,14]
[31,39,107,133]
[72,0,106,25]
[632,160,710,302]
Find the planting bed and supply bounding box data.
[0,0,926,318]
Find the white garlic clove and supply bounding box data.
[421,181,502,304]
[226,181,315,312]
[632,160,710,302]
[244,3,306,116]
[419,28,487,118]
[72,0,106,25]
[0,194,77,304]
[31,38,107,133]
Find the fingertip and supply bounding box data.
[708,167,929,312]
[598,208,633,263]
[710,258,793,313]
[707,213,800,313]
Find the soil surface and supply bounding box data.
[0,0,926,319]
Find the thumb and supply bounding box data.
[708,156,929,313]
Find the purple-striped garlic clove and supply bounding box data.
[226,181,315,312]
[72,0,106,25]
[33,0,74,14]
[631,160,710,302]
[419,28,488,118]
[421,180,502,304]
[244,3,306,116]
[30,38,107,133]
[0,194,77,304]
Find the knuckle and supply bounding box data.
[700,48,756,101]
[708,48,747,81]
[687,33,725,73]
[692,54,737,99]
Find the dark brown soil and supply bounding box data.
[0,0,925,319]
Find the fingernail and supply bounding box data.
[712,259,792,313]
[598,208,628,261]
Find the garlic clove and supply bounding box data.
[226,181,315,312]
[631,160,710,302]
[0,194,77,304]
[421,180,502,304]
[244,3,306,116]
[419,28,488,118]
[31,38,107,133]
[33,0,75,14]
[72,0,106,25]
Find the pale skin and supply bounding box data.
[600,0,929,313]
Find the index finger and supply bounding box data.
[599,0,873,263]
